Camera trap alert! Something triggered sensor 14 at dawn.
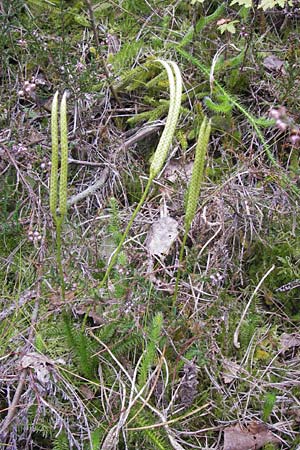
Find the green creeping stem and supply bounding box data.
[195,3,225,33]
[177,4,225,48]
[50,91,69,300]
[176,47,300,198]
[173,117,211,307]
[204,95,233,114]
[100,60,182,287]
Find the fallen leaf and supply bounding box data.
[79,384,95,400]
[98,235,117,263]
[218,20,239,35]
[146,216,179,257]
[179,361,198,407]
[290,407,300,423]
[222,359,241,384]
[230,0,252,7]
[49,290,76,308]
[21,352,54,385]
[279,333,300,353]
[26,129,45,146]
[164,157,193,183]
[263,55,286,73]
[75,303,106,325]
[217,18,231,26]
[223,422,280,450]
[259,0,289,10]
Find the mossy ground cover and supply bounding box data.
[1,1,300,449]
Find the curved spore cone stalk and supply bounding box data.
[100,60,183,287]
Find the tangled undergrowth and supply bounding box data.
[1,0,300,449]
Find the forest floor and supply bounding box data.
[1,1,300,449]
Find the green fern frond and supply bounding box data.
[131,411,170,450]
[127,102,169,126]
[77,331,97,379]
[254,117,275,127]
[62,317,97,379]
[63,312,77,350]
[90,427,105,450]
[113,333,142,356]
[176,346,200,373]
[146,72,167,90]
[262,392,277,421]
[53,432,69,450]
[225,51,245,69]
[204,96,233,113]
[195,4,226,33]
[115,59,157,92]
[176,3,225,48]
[177,25,194,49]
[27,406,53,438]
[110,41,144,72]
[96,322,118,342]
[128,103,189,127]
[239,309,260,349]
[138,312,163,390]
[143,95,160,106]
[150,312,164,344]
[214,51,245,73]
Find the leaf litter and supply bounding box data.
[223,422,280,450]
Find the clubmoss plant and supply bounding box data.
[100,59,182,287]
[50,92,96,379]
[262,392,277,422]
[177,47,300,198]
[173,117,211,306]
[137,312,163,391]
[50,90,68,300]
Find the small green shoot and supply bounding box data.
[262,392,277,422]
